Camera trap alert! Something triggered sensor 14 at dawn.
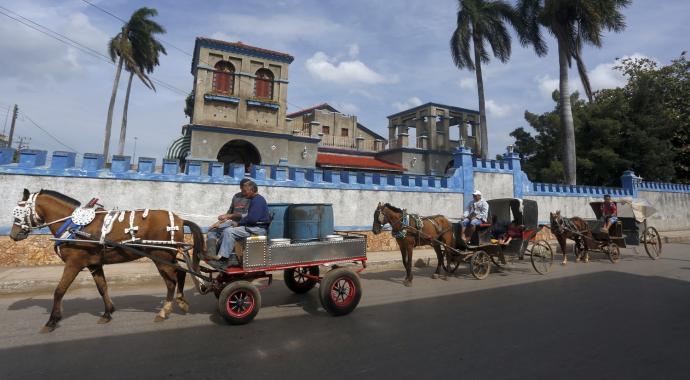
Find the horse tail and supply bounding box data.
[183,219,204,267]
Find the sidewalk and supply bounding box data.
[0,248,440,295]
[1,230,687,295]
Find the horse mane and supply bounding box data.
[384,203,403,213]
[38,190,81,207]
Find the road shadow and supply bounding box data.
[2,271,690,379]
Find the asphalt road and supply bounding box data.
[1,244,689,379]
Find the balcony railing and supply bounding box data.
[294,131,384,152]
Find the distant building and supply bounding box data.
[169,36,479,175]
[0,134,8,148]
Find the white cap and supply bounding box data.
[473,190,482,196]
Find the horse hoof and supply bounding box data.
[176,301,190,314]
[441,275,448,281]
[403,280,412,287]
[153,315,166,323]
[561,261,567,265]
[40,325,56,334]
[98,315,112,324]
[431,273,439,279]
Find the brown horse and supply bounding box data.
[550,210,592,264]
[372,202,454,287]
[9,189,203,332]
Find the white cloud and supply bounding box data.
[587,53,652,90]
[485,100,513,118]
[392,96,423,111]
[209,32,241,43]
[535,75,561,99]
[216,13,341,43]
[305,51,398,85]
[458,77,475,90]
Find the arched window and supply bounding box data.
[212,61,234,95]
[254,68,274,99]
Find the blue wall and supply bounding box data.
[0,148,686,198]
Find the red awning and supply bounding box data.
[316,153,404,172]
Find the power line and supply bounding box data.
[0,6,189,98]
[19,111,78,152]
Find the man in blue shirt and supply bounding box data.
[210,180,270,268]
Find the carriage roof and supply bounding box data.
[487,198,538,229]
[589,199,656,223]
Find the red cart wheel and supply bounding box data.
[319,268,362,316]
[218,281,261,325]
[284,266,319,294]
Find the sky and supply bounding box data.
[0,0,688,160]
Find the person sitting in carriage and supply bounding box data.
[600,194,618,232]
[208,180,270,268]
[461,190,489,243]
[498,219,522,246]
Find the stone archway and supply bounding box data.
[217,140,261,174]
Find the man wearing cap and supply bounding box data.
[462,190,489,243]
[209,180,270,268]
[600,194,618,232]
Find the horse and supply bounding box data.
[549,210,592,264]
[9,189,204,332]
[372,202,454,287]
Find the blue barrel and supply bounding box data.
[287,204,334,242]
[267,203,291,239]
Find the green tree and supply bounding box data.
[450,0,518,159]
[103,7,166,160]
[117,8,167,156]
[516,0,630,185]
[511,55,688,186]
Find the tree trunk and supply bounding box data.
[558,42,577,185]
[473,35,489,159]
[104,57,124,161]
[117,71,134,156]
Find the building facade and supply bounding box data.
[176,37,480,176]
[185,37,320,172]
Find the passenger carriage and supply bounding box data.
[445,198,554,278]
[576,199,662,261]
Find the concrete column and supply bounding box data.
[397,125,409,147]
[309,121,321,136]
[620,170,640,198]
[374,139,384,151]
[441,112,450,150]
[415,116,425,149]
[388,124,397,148]
[426,115,437,150]
[419,135,429,150]
[452,146,474,200]
[355,136,365,151]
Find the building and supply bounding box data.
[181,37,320,173]
[172,37,479,176]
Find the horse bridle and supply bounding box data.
[12,192,70,232]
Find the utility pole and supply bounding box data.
[8,104,18,148]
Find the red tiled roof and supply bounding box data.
[316,153,404,172]
[196,37,294,61]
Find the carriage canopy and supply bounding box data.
[589,199,657,223]
[487,198,538,230]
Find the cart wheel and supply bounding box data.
[319,268,362,316]
[530,240,554,275]
[284,266,319,294]
[643,226,662,260]
[443,253,461,273]
[607,243,621,263]
[218,281,261,325]
[470,251,491,280]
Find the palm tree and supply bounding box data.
[103,7,165,160]
[116,9,166,156]
[450,0,517,160]
[517,0,630,184]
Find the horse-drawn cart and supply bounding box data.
[187,234,367,325]
[576,200,662,261]
[445,198,554,279]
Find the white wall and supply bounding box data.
[0,174,464,231]
[474,172,514,200]
[638,191,690,231]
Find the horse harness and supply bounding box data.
[12,192,186,256]
[381,207,448,244]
